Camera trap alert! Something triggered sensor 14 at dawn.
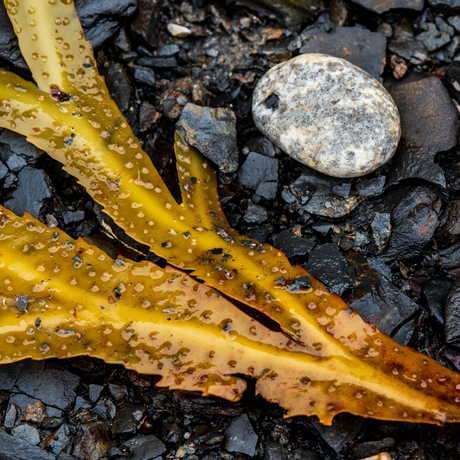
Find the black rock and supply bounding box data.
[137,56,178,68]
[263,441,288,460]
[355,176,386,198]
[349,437,395,458]
[158,44,180,56]
[303,244,354,296]
[350,274,419,340]
[383,186,441,260]
[444,277,460,344]
[422,278,453,324]
[12,423,41,445]
[272,230,316,261]
[4,167,53,219]
[0,427,55,460]
[48,423,72,455]
[416,23,451,52]
[111,405,146,436]
[9,360,79,411]
[108,383,128,401]
[88,384,104,403]
[62,210,85,225]
[238,152,278,190]
[5,153,27,173]
[388,78,458,188]
[224,414,258,456]
[121,435,166,460]
[370,212,392,252]
[177,103,239,173]
[332,183,352,199]
[0,159,7,181]
[103,62,134,114]
[243,202,268,223]
[0,131,45,165]
[299,27,387,80]
[307,414,362,453]
[350,0,423,12]
[4,402,20,429]
[74,0,137,48]
[129,65,156,87]
[282,170,360,218]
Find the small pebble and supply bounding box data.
[252,54,401,178]
[167,23,192,38]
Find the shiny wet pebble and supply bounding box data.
[252,54,401,178]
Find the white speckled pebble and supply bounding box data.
[252,54,401,178]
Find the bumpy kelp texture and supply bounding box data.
[2,0,460,425]
[3,205,460,425]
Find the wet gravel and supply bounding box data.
[2,0,460,458]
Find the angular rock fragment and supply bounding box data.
[388,77,458,188]
[445,277,460,345]
[224,414,258,457]
[299,27,387,80]
[304,243,354,295]
[238,151,279,191]
[371,212,392,251]
[350,0,423,13]
[177,103,239,173]
[271,229,316,261]
[253,54,400,178]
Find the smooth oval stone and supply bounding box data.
[252,54,401,178]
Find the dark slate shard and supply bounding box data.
[137,56,178,68]
[177,103,239,173]
[355,176,386,198]
[428,0,460,9]
[332,183,352,199]
[0,130,44,165]
[355,0,423,11]
[4,402,20,429]
[445,277,460,345]
[13,360,79,411]
[263,442,289,460]
[74,396,92,411]
[0,428,55,460]
[88,384,104,403]
[121,435,166,460]
[383,186,441,260]
[74,0,137,48]
[350,274,419,340]
[4,167,53,219]
[303,244,354,296]
[422,278,452,324]
[439,242,460,275]
[224,414,258,457]
[416,23,451,52]
[62,210,85,225]
[256,181,278,200]
[103,62,134,114]
[12,423,40,445]
[238,152,279,190]
[370,212,392,252]
[290,447,320,460]
[0,159,7,180]
[299,27,386,80]
[306,413,362,453]
[282,169,360,218]
[108,383,127,401]
[243,202,268,223]
[5,153,27,173]
[129,65,156,87]
[48,423,72,455]
[388,40,428,65]
[272,229,316,260]
[350,438,396,458]
[0,3,28,71]
[111,406,146,436]
[158,43,180,56]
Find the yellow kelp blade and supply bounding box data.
[5,0,98,94]
[2,206,460,425]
